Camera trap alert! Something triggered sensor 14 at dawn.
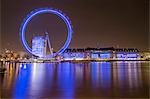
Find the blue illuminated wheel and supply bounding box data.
[20,8,73,58]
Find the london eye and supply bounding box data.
[20,8,73,58]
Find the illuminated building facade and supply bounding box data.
[62,47,140,61]
[32,36,46,58]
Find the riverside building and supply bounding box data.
[62,47,140,61]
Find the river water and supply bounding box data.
[0,61,149,99]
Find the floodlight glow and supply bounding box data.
[20,8,73,58]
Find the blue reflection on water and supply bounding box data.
[117,62,127,88]
[6,61,146,98]
[100,62,111,88]
[57,62,75,99]
[14,63,31,99]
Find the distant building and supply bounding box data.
[61,47,140,60]
[114,48,140,60]
[32,36,46,58]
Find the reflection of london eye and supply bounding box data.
[20,8,73,58]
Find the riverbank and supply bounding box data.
[0,59,149,63]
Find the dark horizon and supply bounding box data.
[1,0,149,52]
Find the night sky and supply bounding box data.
[1,0,149,52]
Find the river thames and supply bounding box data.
[0,61,149,99]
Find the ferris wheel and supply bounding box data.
[20,8,73,58]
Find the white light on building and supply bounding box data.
[32,36,46,58]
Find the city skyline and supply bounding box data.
[1,0,149,52]
[0,1,150,98]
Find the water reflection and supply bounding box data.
[0,61,149,98]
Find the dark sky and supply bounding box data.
[1,0,149,52]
